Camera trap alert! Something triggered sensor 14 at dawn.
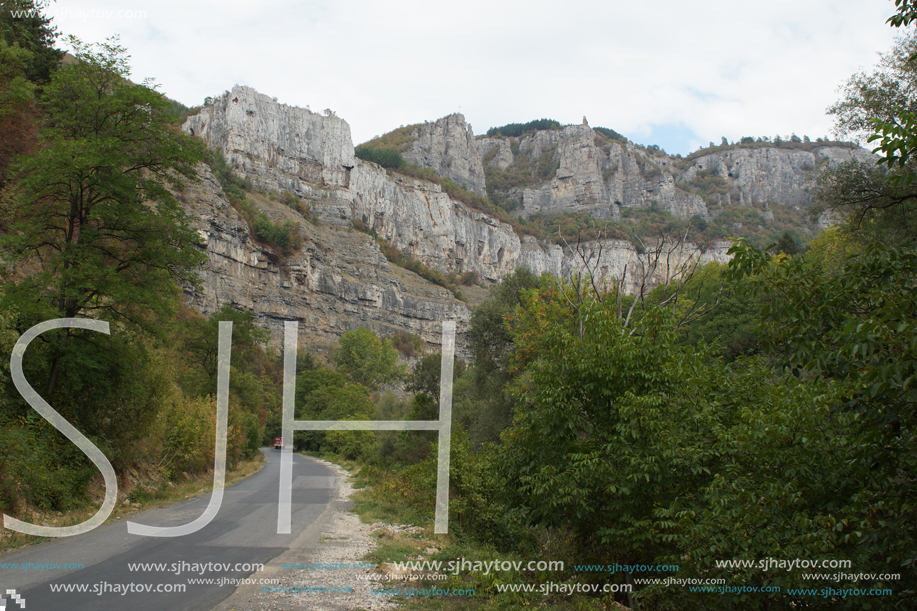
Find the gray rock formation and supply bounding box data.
[621,173,707,218]
[520,125,622,220]
[477,138,514,170]
[482,129,874,223]
[401,114,487,196]
[493,126,709,220]
[184,86,356,189]
[678,146,873,208]
[348,162,521,282]
[179,163,472,356]
[187,87,882,353]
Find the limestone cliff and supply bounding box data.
[478,127,872,222]
[184,86,356,190]
[401,114,487,197]
[178,162,473,356]
[679,145,875,208]
[517,125,624,220]
[179,86,820,353]
[480,126,707,220]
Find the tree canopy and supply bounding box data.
[2,36,204,329]
[333,327,405,389]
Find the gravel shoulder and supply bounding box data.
[213,458,398,611]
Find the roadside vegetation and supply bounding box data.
[2,5,915,610]
[0,10,283,540]
[330,14,916,610]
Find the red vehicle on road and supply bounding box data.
[274,437,283,450]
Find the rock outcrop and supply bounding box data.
[178,159,729,357]
[184,86,356,190]
[179,162,473,356]
[401,114,487,196]
[679,145,875,207]
[348,163,519,283]
[483,126,709,220]
[180,86,867,353]
[621,172,708,218]
[477,138,514,170]
[480,129,872,222]
[519,125,622,220]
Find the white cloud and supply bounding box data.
[48,0,900,154]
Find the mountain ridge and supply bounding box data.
[178,85,873,351]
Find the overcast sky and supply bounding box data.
[44,0,900,156]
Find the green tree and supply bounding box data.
[456,267,540,444]
[179,304,269,396]
[729,237,917,585]
[0,36,37,185]
[294,367,374,457]
[775,230,801,255]
[333,327,405,389]
[0,0,64,84]
[669,261,764,359]
[498,283,725,582]
[1,36,205,395]
[889,0,917,28]
[468,267,540,375]
[406,352,465,402]
[353,145,404,169]
[816,30,917,247]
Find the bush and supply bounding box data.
[354,145,404,169]
[486,119,562,138]
[279,190,313,222]
[375,239,468,302]
[159,394,215,478]
[593,125,627,142]
[483,145,559,194]
[201,149,305,255]
[390,330,424,357]
[252,214,303,255]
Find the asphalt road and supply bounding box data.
[0,449,339,610]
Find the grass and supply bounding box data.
[0,453,265,554]
[360,123,425,153]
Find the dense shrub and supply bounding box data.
[253,214,303,255]
[486,119,561,138]
[354,145,404,169]
[593,125,627,142]
[390,330,424,357]
[365,234,469,302]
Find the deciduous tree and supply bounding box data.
[1,36,205,395]
[333,327,405,389]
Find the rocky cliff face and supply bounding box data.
[479,125,709,220]
[181,87,862,353]
[178,158,729,358]
[517,125,623,220]
[346,159,731,291]
[184,86,356,190]
[178,162,473,356]
[182,88,725,289]
[401,114,487,197]
[479,128,872,222]
[679,145,875,207]
[348,163,519,283]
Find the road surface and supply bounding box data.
[0,449,339,610]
